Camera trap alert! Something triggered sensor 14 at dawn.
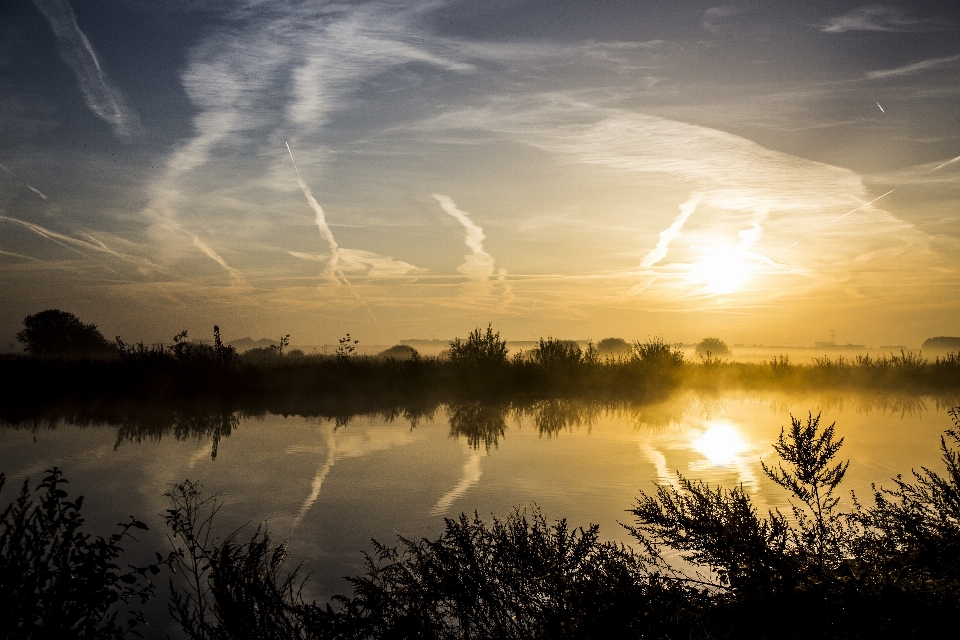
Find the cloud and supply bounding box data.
[30,0,139,136]
[433,194,495,280]
[190,233,249,287]
[641,195,702,267]
[27,185,48,200]
[865,54,960,80]
[702,6,744,34]
[289,249,424,278]
[820,6,933,33]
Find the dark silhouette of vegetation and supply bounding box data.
[448,324,508,367]
[695,337,730,357]
[2,313,959,424]
[5,407,960,637]
[375,345,419,361]
[142,407,960,639]
[596,337,631,357]
[923,336,960,352]
[16,310,117,359]
[0,469,172,639]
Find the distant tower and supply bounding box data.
[830,329,836,345]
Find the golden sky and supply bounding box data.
[1,1,958,347]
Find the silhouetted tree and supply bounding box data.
[695,337,731,357]
[449,324,508,367]
[16,310,116,358]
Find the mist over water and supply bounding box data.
[2,389,955,637]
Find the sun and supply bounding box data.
[692,422,749,466]
[688,246,755,294]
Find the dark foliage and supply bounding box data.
[321,509,688,640]
[16,310,117,359]
[164,481,312,640]
[695,337,731,357]
[7,407,960,638]
[448,324,508,368]
[595,337,631,357]
[0,468,170,639]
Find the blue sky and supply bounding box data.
[1,0,958,347]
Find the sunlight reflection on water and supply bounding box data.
[1,390,957,637]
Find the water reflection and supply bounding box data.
[2,388,957,624]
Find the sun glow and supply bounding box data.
[689,247,755,294]
[692,422,750,467]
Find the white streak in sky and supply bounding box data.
[430,450,483,516]
[286,142,341,280]
[821,6,927,33]
[286,142,378,321]
[876,101,885,113]
[27,185,48,200]
[921,154,960,176]
[786,154,960,250]
[0,249,43,262]
[190,233,248,286]
[433,194,512,309]
[866,54,960,80]
[30,0,139,136]
[0,164,12,174]
[640,195,702,267]
[433,194,495,280]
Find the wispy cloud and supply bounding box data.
[30,0,139,136]
[286,142,342,281]
[865,53,960,79]
[190,233,249,287]
[641,195,702,267]
[289,249,423,278]
[27,185,48,200]
[820,6,937,33]
[0,212,181,279]
[702,6,744,34]
[433,194,495,280]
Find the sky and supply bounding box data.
[1,0,959,348]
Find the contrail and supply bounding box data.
[921,154,960,176]
[285,142,376,321]
[30,0,139,136]
[876,101,885,113]
[27,185,48,201]
[433,193,512,310]
[432,194,495,279]
[786,154,960,251]
[641,194,702,267]
[286,141,340,277]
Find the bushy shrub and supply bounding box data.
[632,337,684,368]
[529,337,582,367]
[375,345,419,361]
[0,468,169,639]
[694,337,730,357]
[448,325,508,368]
[596,337,631,356]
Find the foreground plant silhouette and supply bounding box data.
[157,408,960,639]
[6,409,960,638]
[0,469,171,639]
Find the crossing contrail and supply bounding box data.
[285,142,377,321]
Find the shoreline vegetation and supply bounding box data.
[2,410,960,638]
[2,313,959,423]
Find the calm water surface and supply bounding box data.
[1,391,956,637]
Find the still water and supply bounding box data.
[1,391,957,637]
